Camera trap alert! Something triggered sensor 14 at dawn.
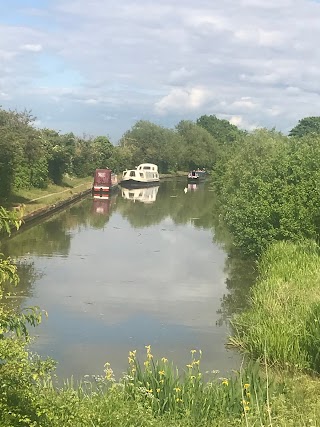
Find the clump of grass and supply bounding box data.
[230,240,320,371]
[121,346,285,425]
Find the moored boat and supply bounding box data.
[92,169,118,196]
[120,163,160,188]
[187,169,206,183]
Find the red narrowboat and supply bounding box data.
[92,169,118,196]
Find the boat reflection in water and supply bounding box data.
[92,193,117,215]
[121,185,159,204]
[187,183,199,192]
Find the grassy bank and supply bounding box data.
[3,345,320,427]
[1,176,92,217]
[231,240,320,372]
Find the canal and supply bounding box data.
[1,179,254,380]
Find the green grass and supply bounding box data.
[1,176,92,216]
[230,240,320,371]
[3,345,320,426]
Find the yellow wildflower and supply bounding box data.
[156,388,160,393]
[160,379,164,384]
[186,364,193,368]
[193,359,200,365]
[147,389,153,394]
[161,357,168,363]
[244,406,250,412]
[190,375,196,380]
[145,345,151,352]
[129,350,136,357]
[244,383,250,390]
[173,387,181,392]
[159,370,165,376]
[191,349,197,354]
[128,357,134,364]
[147,353,153,359]
[144,361,149,367]
[222,379,229,386]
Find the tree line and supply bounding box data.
[0,106,244,199]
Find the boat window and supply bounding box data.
[143,166,151,170]
[140,173,143,177]
[130,171,136,177]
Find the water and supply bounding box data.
[1,179,252,380]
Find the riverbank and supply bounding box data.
[2,173,188,220]
[1,176,92,219]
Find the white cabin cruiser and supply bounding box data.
[120,163,160,187]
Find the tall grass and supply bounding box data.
[230,240,320,371]
[0,347,288,427]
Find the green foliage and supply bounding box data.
[120,120,183,173]
[197,114,246,145]
[122,347,284,423]
[176,120,218,170]
[289,116,320,137]
[212,129,320,255]
[231,240,320,371]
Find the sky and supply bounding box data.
[1,0,320,143]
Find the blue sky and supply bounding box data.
[1,0,320,142]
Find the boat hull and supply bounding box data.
[120,179,160,188]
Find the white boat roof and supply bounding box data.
[137,163,158,170]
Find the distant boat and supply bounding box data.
[120,163,160,188]
[187,169,206,183]
[121,186,159,204]
[92,169,118,196]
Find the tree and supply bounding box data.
[176,120,219,170]
[119,120,181,173]
[196,114,246,145]
[289,116,320,137]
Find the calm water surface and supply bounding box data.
[1,179,252,380]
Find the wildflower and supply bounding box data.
[159,370,165,376]
[190,375,196,380]
[145,345,151,352]
[161,357,168,363]
[191,349,197,354]
[147,353,153,360]
[129,350,136,357]
[244,406,250,412]
[222,379,229,386]
[160,379,164,384]
[244,383,250,390]
[156,388,160,393]
[147,389,153,394]
[246,392,251,398]
[193,359,200,366]
[144,361,149,368]
[186,364,193,369]
[128,357,134,364]
[173,387,181,392]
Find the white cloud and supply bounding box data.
[20,43,43,52]
[1,0,320,140]
[155,87,210,114]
